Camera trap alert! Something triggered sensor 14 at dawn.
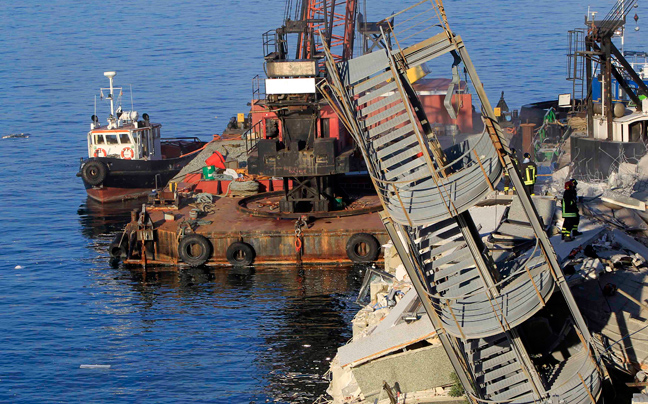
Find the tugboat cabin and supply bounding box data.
[88,120,161,161]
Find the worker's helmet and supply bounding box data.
[510,148,516,155]
[565,180,573,190]
[570,178,578,187]
[523,152,531,159]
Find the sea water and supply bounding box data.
[0,0,644,402]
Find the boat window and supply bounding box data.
[142,131,149,155]
[119,133,131,144]
[94,134,105,144]
[106,134,119,145]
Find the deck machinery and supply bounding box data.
[581,0,648,139]
[245,0,363,213]
[321,0,606,402]
[566,0,648,178]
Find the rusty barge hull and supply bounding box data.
[121,196,388,268]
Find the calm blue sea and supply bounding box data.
[0,1,644,402]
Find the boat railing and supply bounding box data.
[243,120,264,154]
[252,74,265,101]
[161,136,203,143]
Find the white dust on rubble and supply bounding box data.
[549,154,648,201]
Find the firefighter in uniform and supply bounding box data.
[561,179,582,240]
[503,148,518,194]
[520,152,537,196]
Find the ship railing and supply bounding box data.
[161,136,203,143]
[244,120,264,154]
[252,74,265,101]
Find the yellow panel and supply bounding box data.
[494,107,501,117]
[406,64,430,84]
[237,113,245,123]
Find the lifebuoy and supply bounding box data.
[346,233,380,263]
[178,234,212,267]
[226,241,255,266]
[94,148,107,157]
[81,160,108,186]
[121,147,135,160]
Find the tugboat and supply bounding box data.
[78,72,206,203]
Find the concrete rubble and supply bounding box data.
[324,164,648,402]
[326,242,467,403]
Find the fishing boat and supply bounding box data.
[78,72,206,203]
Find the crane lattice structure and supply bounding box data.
[284,0,358,61]
[582,0,648,137]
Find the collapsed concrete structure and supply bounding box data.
[325,158,648,403]
[318,1,606,402]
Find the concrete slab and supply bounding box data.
[372,288,418,335]
[570,250,648,372]
[337,305,436,367]
[508,196,556,228]
[567,258,603,286]
[352,344,453,402]
[469,205,507,236]
[602,194,646,211]
[614,209,648,231]
[612,229,648,260]
[551,219,606,262]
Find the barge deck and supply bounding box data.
[118,194,388,268]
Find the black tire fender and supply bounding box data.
[82,160,108,186]
[178,234,212,267]
[226,241,255,266]
[346,233,380,263]
[109,232,128,259]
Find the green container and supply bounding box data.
[202,165,216,180]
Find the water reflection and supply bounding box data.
[257,267,364,402]
[77,200,364,401]
[77,197,141,240]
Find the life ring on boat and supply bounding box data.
[226,241,255,266]
[94,148,107,157]
[121,147,135,160]
[346,233,380,263]
[178,234,212,267]
[81,160,108,186]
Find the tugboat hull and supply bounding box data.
[79,151,201,203]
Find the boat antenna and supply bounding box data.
[130,84,134,112]
[94,95,97,122]
[104,71,116,118]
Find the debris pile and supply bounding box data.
[564,228,648,374]
[325,189,648,402]
[325,242,466,404]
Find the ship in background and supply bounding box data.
[510,3,648,176]
[77,71,205,203]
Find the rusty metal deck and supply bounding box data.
[123,195,388,267]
